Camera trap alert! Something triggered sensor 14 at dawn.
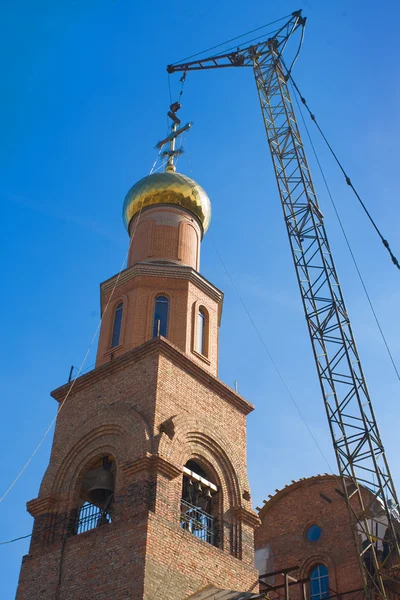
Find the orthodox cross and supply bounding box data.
[156,102,192,172]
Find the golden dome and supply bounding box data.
[123,171,211,235]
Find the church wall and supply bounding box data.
[40,350,159,499]
[155,353,252,505]
[186,281,219,375]
[17,519,148,600]
[96,273,191,365]
[127,206,201,270]
[143,513,259,600]
[16,160,258,598]
[96,267,221,375]
[154,352,258,565]
[255,476,363,597]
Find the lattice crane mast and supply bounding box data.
[167,11,400,599]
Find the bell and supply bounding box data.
[196,481,202,492]
[205,488,212,498]
[88,468,114,508]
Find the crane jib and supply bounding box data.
[167,11,400,600]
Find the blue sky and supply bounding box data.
[1,0,400,595]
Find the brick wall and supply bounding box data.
[95,263,223,376]
[17,339,259,599]
[128,207,201,270]
[254,475,364,598]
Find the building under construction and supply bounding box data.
[15,11,400,600]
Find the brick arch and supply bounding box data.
[158,413,246,509]
[108,294,129,348]
[192,301,210,357]
[40,406,152,503]
[58,439,120,509]
[147,290,172,340]
[300,554,338,592]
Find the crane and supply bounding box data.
[167,10,400,599]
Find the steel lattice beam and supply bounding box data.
[167,11,400,599]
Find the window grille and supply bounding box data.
[180,499,216,545]
[72,502,112,535]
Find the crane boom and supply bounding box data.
[168,11,400,599]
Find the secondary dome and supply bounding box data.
[122,171,211,235]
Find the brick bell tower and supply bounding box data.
[17,112,260,600]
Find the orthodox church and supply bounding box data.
[16,111,376,600]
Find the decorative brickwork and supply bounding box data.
[96,263,223,375]
[17,339,258,599]
[17,175,258,599]
[128,206,201,270]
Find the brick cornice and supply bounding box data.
[27,495,58,517]
[51,338,254,415]
[233,505,261,529]
[120,454,181,480]
[152,455,182,479]
[121,456,153,477]
[100,262,224,323]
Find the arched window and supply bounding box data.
[310,564,330,600]
[70,456,115,535]
[153,295,169,338]
[180,460,218,547]
[111,303,123,348]
[197,308,207,355]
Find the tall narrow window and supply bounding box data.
[197,308,206,355]
[310,564,330,600]
[111,303,123,348]
[153,295,169,338]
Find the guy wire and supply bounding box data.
[0,153,163,505]
[291,82,400,382]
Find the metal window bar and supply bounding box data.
[180,499,215,545]
[74,502,112,535]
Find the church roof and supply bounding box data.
[256,474,338,519]
[122,171,212,235]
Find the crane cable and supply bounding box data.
[286,71,400,272]
[211,241,334,475]
[170,14,293,66]
[291,84,400,382]
[182,134,334,473]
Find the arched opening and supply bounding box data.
[153,295,169,338]
[196,307,208,356]
[111,303,123,348]
[180,459,219,547]
[310,564,330,600]
[70,456,116,535]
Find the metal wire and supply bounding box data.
[291,83,400,382]
[0,153,163,506]
[170,14,292,66]
[211,241,334,474]
[287,72,400,272]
